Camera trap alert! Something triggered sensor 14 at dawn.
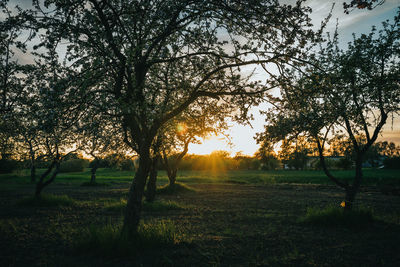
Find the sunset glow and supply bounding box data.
[189,135,232,155]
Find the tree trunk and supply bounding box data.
[35,160,60,198]
[344,156,363,211]
[29,148,36,183]
[168,169,177,186]
[90,158,99,184]
[123,149,151,236]
[145,155,159,202]
[30,163,36,183]
[344,186,356,211]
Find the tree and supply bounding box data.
[22,33,84,197]
[161,103,228,186]
[80,110,128,184]
[261,11,400,210]
[0,1,33,170]
[254,141,279,170]
[33,0,319,234]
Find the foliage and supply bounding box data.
[16,194,77,207]
[59,159,86,173]
[0,158,18,173]
[384,156,400,169]
[300,205,375,228]
[343,0,385,13]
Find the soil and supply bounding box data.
[0,182,399,266]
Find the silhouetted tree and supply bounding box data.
[33,0,320,234]
[261,11,400,210]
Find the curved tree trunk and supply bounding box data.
[123,148,151,236]
[35,160,60,198]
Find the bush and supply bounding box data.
[0,159,18,174]
[119,159,135,171]
[59,159,85,173]
[299,205,375,228]
[336,158,353,170]
[384,157,400,169]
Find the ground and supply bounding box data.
[0,169,399,266]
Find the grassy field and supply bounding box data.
[2,168,400,187]
[0,168,399,266]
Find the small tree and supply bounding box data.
[262,12,400,210]
[161,104,228,186]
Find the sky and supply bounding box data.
[4,0,400,156]
[189,0,400,156]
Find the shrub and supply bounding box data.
[384,157,400,169]
[336,158,353,170]
[299,205,375,228]
[59,159,85,173]
[119,159,135,171]
[17,194,77,207]
[0,159,18,174]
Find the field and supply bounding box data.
[1,168,400,266]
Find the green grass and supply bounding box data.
[75,219,180,257]
[300,205,375,228]
[1,168,399,188]
[17,194,77,207]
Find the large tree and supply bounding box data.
[261,11,400,210]
[32,0,318,234]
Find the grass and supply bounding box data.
[0,176,399,266]
[157,182,196,194]
[16,194,77,207]
[143,200,185,211]
[105,198,185,212]
[300,205,375,228]
[80,181,109,187]
[75,219,180,258]
[2,168,399,188]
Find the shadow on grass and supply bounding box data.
[299,205,375,228]
[156,182,196,195]
[16,194,77,207]
[74,219,182,258]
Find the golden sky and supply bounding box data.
[190,2,400,156]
